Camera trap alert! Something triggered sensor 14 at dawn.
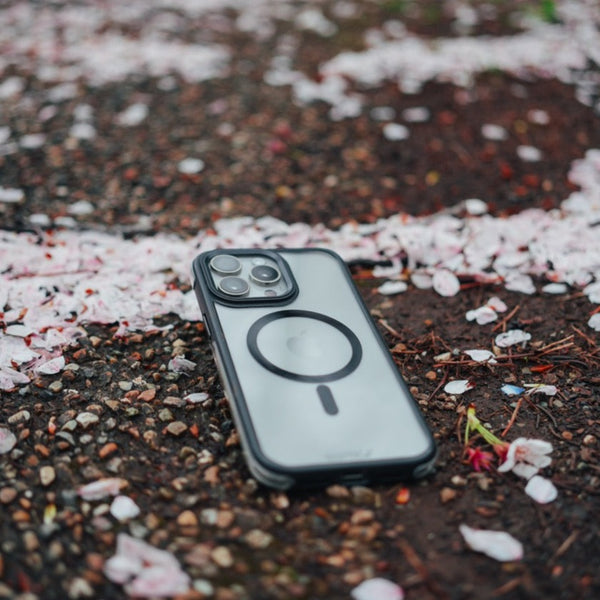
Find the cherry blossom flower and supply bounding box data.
[498,438,553,478]
[351,578,404,600]
[459,524,523,562]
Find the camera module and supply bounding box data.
[218,276,250,296]
[250,265,281,285]
[210,254,242,275]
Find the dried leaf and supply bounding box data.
[459,524,523,562]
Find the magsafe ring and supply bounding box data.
[246,309,362,383]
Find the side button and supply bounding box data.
[202,315,212,340]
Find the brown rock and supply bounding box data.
[138,389,156,402]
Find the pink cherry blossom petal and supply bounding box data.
[525,475,558,504]
[466,306,497,325]
[588,313,600,332]
[351,578,404,600]
[35,356,66,375]
[459,524,523,562]
[167,356,196,373]
[432,269,460,297]
[464,349,497,363]
[78,477,125,501]
[443,379,475,395]
[377,280,408,295]
[125,565,191,598]
[485,296,507,312]
[524,384,557,396]
[104,534,191,598]
[495,330,531,348]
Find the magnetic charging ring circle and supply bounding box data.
[246,309,362,383]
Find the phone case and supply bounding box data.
[192,248,436,489]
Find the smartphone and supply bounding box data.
[191,248,436,489]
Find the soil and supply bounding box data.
[1,2,599,600]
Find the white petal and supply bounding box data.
[433,269,460,297]
[485,297,507,312]
[168,356,196,373]
[410,272,432,289]
[443,380,474,395]
[525,384,557,397]
[459,524,523,562]
[377,280,408,295]
[495,330,531,348]
[351,578,404,600]
[588,313,600,332]
[36,356,65,375]
[464,349,496,363]
[464,198,488,215]
[525,475,558,504]
[512,462,540,480]
[383,123,409,141]
[78,478,124,501]
[542,283,568,294]
[466,306,497,325]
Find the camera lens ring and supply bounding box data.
[210,254,242,275]
[250,264,281,286]
[218,276,250,296]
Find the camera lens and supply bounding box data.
[210,254,241,275]
[250,264,281,285]
[218,276,249,296]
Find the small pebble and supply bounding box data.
[166,421,188,436]
[211,545,234,568]
[76,412,99,429]
[40,466,56,487]
[8,410,31,425]
[244,529,273,549]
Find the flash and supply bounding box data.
[264,289,277,297]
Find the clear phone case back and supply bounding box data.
[193,248,436,488]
